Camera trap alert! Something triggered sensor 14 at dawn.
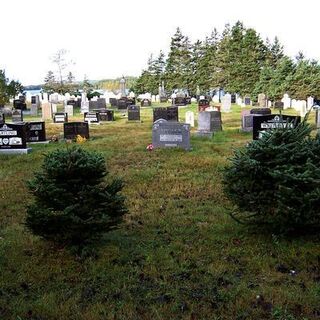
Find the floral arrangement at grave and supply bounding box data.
[25,146,127,250]
[223,116,320,234]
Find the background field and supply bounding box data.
[0,104,319,320]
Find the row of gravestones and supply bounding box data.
[241,108,302,139]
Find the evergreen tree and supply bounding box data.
[25,146,127,249]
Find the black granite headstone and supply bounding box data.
[109,98,118,107]
[128,105,140,121]
[93,109,114,121]
[173,97,187,106]
[274,101,284,109]
[231,94,236,104]
[153,106,178,122]
[67,100,77,106]
[250,108,272,115]
[64,122,89,140]
[13,100,27,110]
[26,122,46,142]
[84,112,99,123]
[253,114,301,140]
[0,123,27,149]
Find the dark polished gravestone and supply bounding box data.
[153,106,178,123]
[198,99,210,112]
[13,99,27,110]
[250,108,272,115]
[12,109,23,123]
[253,114,301,140]
[172,97,187,106]
[117,97,136,110]
[231,94,236,104]
[274,101,284,109]
[67,100,77,107]
[89,100,98,110]
[160,96,168,103]
[93,109,114,121]
[84,112,100,124]
[128,105,140,121]
[109,98,118,107]
[0,122,30,154]
[244,97,251,106]
[97,98,107,109]
[26,122,46,142]
[141,99,151,107]
[53,112,68,123]
[152,119,191,150]
[64,122,89,140]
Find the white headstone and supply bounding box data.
[282,94,291,109]
[221,94,231,112]
[307,96,314,110]
[185,111,195,127]
[51,103,57,114]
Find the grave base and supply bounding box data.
[0,148,32,155]
[195,131,214,138]
[27,140,50,144]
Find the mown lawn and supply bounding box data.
[0,104,319,320]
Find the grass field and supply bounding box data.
[0,104,319,320]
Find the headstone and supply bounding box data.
[221,94,231,112]
[13,99,27,110]
[241,110,254,132]
[53,113,68,123]
[30,104,38,116]
[26,122,46,142]
[89,100,98,110]
[97,98,107,109]
[109,98,118,107]
[93,109,114,121]
[141,99,151,107]
[274,101,284,109]
[250,108,272,115]
[231,94,236,104]
[120,77,126,97]
[152,119,190,150]
[117,98,127,110]
[42,103,52,120]
[197,111,222,137]
[282,94,291,109]
[314,105,320,128]
[51,103,57,114]
[64,122,89,140]
[153,106,178,122]
[307,96,314,110]
[258,93,267,108]
[198,99,210,112]
[160,96,168,103]
[173,97,187,106]
[253,114,301,140]
[84,112,100,124]
[65,104,74,117]
[244,96,251,106]
[185,111,194,127]
[0,122,29,154]
[127,105,140,121]
[12,109,23,123]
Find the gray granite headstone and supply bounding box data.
[12,109,23,123]
[197,111,222,136]
[152,119,190,150]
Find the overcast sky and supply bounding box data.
[1,0,319,85]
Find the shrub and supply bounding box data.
[223,118,320,234]
[25,146,127,248]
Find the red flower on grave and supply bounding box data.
[146,144,154,151]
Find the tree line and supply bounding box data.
[0,70,23,107]
[134,21,320,101]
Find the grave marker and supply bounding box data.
[128,105,140,121]
[12,109,23,123]
[0,122,29,154]
[53,113,68,123]
[152,119,190,150]
[26,122,46,142]
[84,112,100,124]
[64,122,89,140]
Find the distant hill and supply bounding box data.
[95,77,137,91]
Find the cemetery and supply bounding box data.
[1,16,320,320]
